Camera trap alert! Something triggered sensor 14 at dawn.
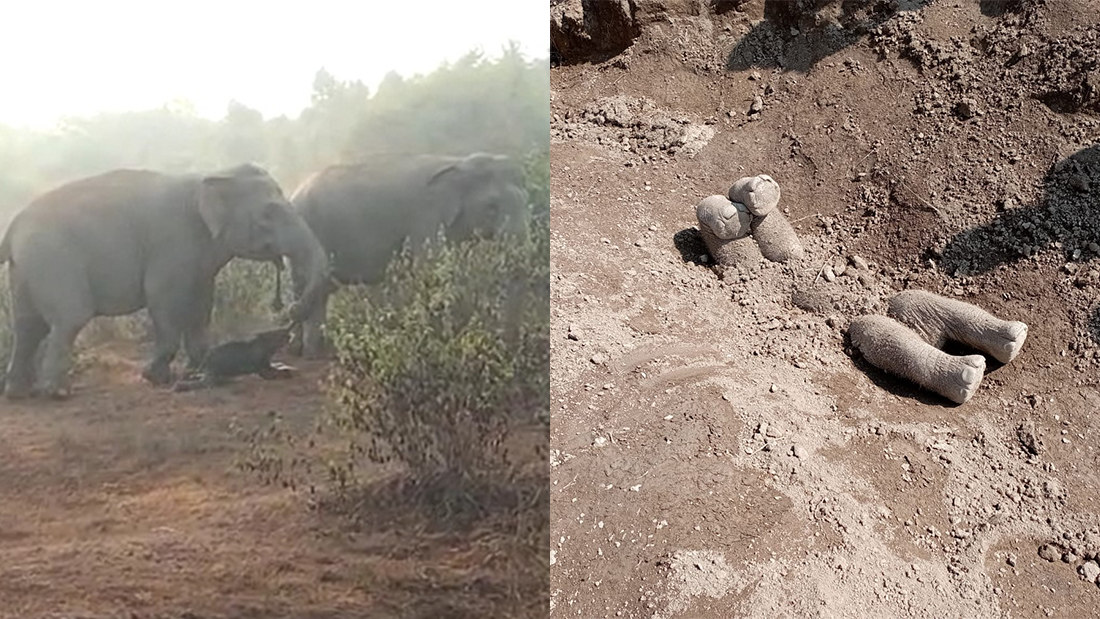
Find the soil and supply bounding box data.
[550,1,1100,618]
[0,341,536,619]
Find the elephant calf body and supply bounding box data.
[0,163,329,399]
[173,326,294,391]
[287,152,531,359]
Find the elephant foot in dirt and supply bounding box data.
[887,290,1028,364]
[728,174,781,216]
[849,314,987,404]
[750,210,804,263]
[695,194,754,268]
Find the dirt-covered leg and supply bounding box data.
[695,194,757,269]
[887,290,1028,364]
[728,174,781,216]
[849,314,986,404]
[750,212,804,263]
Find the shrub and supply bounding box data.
[211,259,285,339]
[324,223,548,487]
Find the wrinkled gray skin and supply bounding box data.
[0,163,329,399]
[288,153,530,358]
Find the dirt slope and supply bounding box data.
[550,1,1100,617]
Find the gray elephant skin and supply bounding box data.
[288,152,530,358]
[0,163,330,399]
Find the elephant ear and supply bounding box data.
[198,175,234,239]
[426,161,462,186]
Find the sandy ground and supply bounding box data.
[550,1,1100,617]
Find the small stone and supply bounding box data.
[1070,174,1091,192]
[1089,242,1100,253]
[750,95,764,114]
[954,98,979,120]
[749,70,761,81]
[823,265,836,282]
[1038,544,1061,562]
[849,254,869,270]
[1006,554,1017,567]
[1063,552,1078,563]
[792,445,807,459]
[591,353,608,365]
[1079,560,1100,582]
[769,383,778,393]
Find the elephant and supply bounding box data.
[287,152,531,358]
[0,163,330,399]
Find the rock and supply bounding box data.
[551,0,637,64]
[1016,420,1041,456]
[1038,543,1061,562]
[792,445,807,459]
[1006,553,1017,567]
[591,352,608,365]
[1089,242,1100,253]
[1080,560,1100,583]
[1070,174,1091,192]
[1063,552,1078,564]
[954,98,980,119]
[750,95,764,114]
[849,254,869,271]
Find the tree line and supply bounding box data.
[0,43,549,221]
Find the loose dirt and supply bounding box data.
[0,341,531,619]
[550,1,1100,617]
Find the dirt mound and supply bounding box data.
[551,0,1100,616]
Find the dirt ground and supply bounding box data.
[550,1,1100,617]
[0,340,535,619]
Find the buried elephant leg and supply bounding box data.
[695,195,758,269]
[750,211,804,263]
[728,174,781,216]
[887,290,1028,364]
[698,225,763,270]
[848,314,986,404]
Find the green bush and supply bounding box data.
[324,221,548,485]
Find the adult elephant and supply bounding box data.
[288,152,530,358]
[0,163,330,399]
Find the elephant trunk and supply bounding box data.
[280,216,330,324]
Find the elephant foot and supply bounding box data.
[141,364,174,387]
[941,354,986,405]
[36,380,72,400]
[4,384,33,401]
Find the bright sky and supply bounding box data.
[0,1,548,130]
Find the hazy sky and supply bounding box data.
[0,1,547,129]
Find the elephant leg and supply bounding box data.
[143,303,184,387]
[37,318,89,399]
[4,313,49,400]
[287,321,305,357]
[301,289,331,360]
[183,286,214,370]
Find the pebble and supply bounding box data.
[1063,552,1078,563]
[849,254,869,270]
[770,384,778,393]
[1006,554,1017,567]
[591,353,608,365]
[1080,560,1100,583]
[1089,242,1100,253]
[750,95,764,114]
[792,445,807,459]
[823,265,836,282]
